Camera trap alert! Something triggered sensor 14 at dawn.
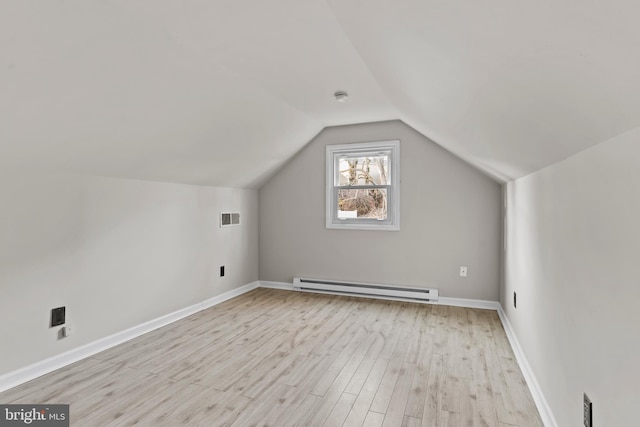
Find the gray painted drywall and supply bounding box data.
[503,126,640,426]
[0,171,258,376]
[259,120,502,300]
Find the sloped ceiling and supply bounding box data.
[3,1,640,187]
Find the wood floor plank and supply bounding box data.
[269,352,343,425]
[344,328,387,395]
[363,411,386,427]
[488,313,514,359]
[305,330,378,425]
[238,351,302,398]
[369,311,416,414]
[156,339,237,382]
[279,351,340,389]
[342,357,390,427]
[4,358,125,404]
[272,391,323,427]
[0,288,544,427]
[402,415,422,427]
[441,409,464,427]
[381,362,416,427]
[228,383,294,427]
[224,350,289,395]
[164,387,229,425]
[199,393,253,427]
[404,332,434,418]
[255,383,307,427]
[310,327,369,397]
[103,378,201,426]
[323,392,358,427]
[421,353,444,426]
[498,355,544,426]
[471,346,500,426]
[73,373,177,425]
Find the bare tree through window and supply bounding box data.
[337,154,389,219]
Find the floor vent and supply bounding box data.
[293,277,438,302]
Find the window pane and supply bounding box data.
[337,188,388,220]
[337,154,390,186]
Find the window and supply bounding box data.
[326,140,400,230]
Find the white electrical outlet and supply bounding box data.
[62,324,73,337]
[459,266,468,277]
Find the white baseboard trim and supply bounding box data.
[438,297,501,310]
[0,281,259,394]
[258,281,295,291]
[497,306,558,427]
[200,281,259,310]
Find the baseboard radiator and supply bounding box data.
[293,277,438,303]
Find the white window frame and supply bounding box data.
[326,140,400,231]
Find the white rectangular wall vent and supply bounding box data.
[293,277,438,303]
[220,212,240,227]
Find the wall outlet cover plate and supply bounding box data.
[51,307,66,327]
[584,393,592,427]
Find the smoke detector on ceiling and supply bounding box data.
[334,91,349,102]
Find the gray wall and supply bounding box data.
[259,120,502,300]
[0,171,258,376]
[503,127,640,426]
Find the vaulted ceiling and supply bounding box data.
[3,1,640,187]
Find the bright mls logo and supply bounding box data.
[0,405,69,426]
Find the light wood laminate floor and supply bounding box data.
[0,288,543,426]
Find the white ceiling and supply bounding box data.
[3,1,640,187]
